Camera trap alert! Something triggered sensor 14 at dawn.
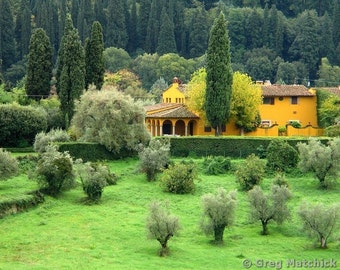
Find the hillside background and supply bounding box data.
[1,0,340,89]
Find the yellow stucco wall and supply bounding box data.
[162,83,186,104]
[259,95,318,127]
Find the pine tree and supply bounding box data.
[205,12,233,136]
[0,0,16,71]
[26,28,52,100]
[106,0,127,49]
[156,8,176,55]
[58,15,85,126]
[85,21,105,90]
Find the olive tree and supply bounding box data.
[298,202,339,249]
[138,138,170,181]
[200,188,237,244]
[146,201,180,256]
[0,148,18,180]
[70,87,151,154]
[248,185,292,235]
[297,138,340,189]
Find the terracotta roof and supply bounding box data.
[318,87,340,98]
[147,104,199,119]
[144,103,181,113]
[261,85,314,97]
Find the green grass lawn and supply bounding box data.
[0,157,339,270]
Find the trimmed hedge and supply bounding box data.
[57,142,136,162]
[168,136,330,158]
[0,190,44,218]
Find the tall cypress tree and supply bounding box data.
[85,21,105,90]
[26,28,52,100]
[156,8,176,55]
[205,12,233,136]
[137,0,151,50]
[126,0,138,53]
[58,15,85,126]
[145,0,164,53]
[0,0,16,71]
[106,0,127,49]
[15,0,31,60]
[189,7,209,58]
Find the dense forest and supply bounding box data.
[1,0,340,89]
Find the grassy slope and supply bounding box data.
[0,158,339,270]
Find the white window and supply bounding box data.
[261,120,271,127]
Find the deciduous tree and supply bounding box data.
[146,201,180,256]
[201,188,237,244]
[248,185,292,235]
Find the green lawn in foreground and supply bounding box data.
[0,157,339,270]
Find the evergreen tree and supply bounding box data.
[173,1,186,56]
[319,12,334,63]
[26,28,53,100]
[332,0,340,48]
[106,0,127,49]
[189,7,209,58]
[156,8,176,55]
[0,0,16,71]
[15,0,31,60]
[145,0,164,53]
[85,21,105,90]
[137,0,151,50]
[94,0,106,39]
[126,0,138,54]
[205,12,233,136]
[58,15,85,126]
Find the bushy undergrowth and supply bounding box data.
[76,161,117,202]
[35,145,75,196]
[235,154,266,191]
[202,156,231,175]
[160,160,197,194]
[34,128,70,153]
[266,139,299,172]
[0,148,19,180]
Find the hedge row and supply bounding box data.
[168,136,330,158]
[0,190,44,218]
[57,142,135,162]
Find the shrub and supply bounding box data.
[273,172,289,188]
[235,154,265,191]
[160,160,197,194]
[298,202,340,248]
[200,188,237,244]
[0,104,47,147]
[138,138,170,181]
[34,128,70,153]
[290,121,301,128]
[266,139,299,172]
[325,125,340,137]
[0,148,18,180]
[146,201,180,256]
[202,156,231,175]
[35,145,75,196]
[17,154,39,175]
[76,161,116,202]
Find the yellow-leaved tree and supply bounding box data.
[230,72,262,135]
[186,68,208,123]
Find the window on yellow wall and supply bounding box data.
[204,126,212,132]
[291,97,298,104]
[263,97,275,105]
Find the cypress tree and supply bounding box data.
[126,0,138,53]
[106,0,127,49]
[189,7,209,58]
[145,0,164,53]
[137,0,151,50]
[58,15,85,126]
[15,0,31,60]
[85,21,105,90]
[0,0,16,71]
[26,28,52,100]
[205,12,233,136]
[156,8,177,55]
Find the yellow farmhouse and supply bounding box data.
[145,78,323,137]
